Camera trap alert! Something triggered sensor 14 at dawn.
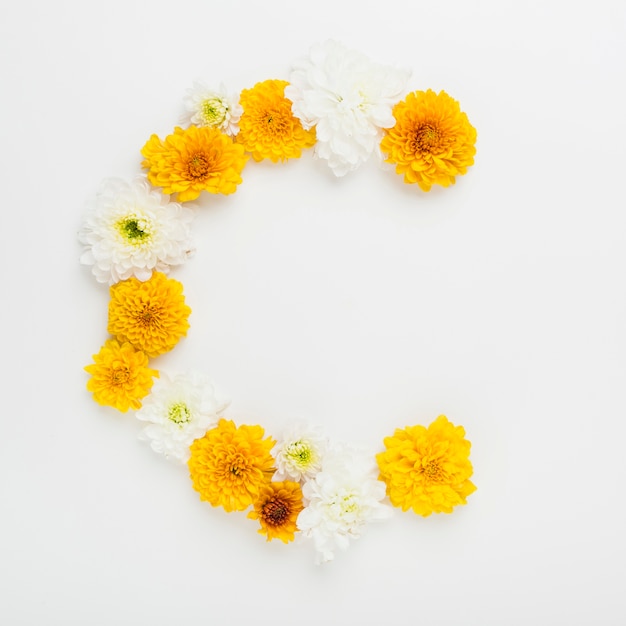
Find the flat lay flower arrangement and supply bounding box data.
[79,40,477,564]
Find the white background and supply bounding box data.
[1,0,625,624]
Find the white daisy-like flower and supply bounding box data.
[272,422,327,482]
[180,81,243,136]
[297,442,392,564]
[285,40,411,177]
[135,371,229,464]
[78,177,195,285]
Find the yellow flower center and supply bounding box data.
[414,123,441,152]
[262,498,289,526]
[264,110,288,135]
[135,305,161,327]
[422,459,443,481]
[201,97,228,127]
[110,367,130,386]
[186,152,212,180]
[168,402,191,425]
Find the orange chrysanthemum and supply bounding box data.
[141,125,248,202]
[108,271,191,358]
[237,79,316,162]
[248,481,304,543]
[380,89,476,192]
[188,419,275,512]
[84,339,158,412]
[376,415,476,516]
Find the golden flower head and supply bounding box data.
[237,79,316,162]
[248,480,304,543]
[376,415,476,516]
[380,89,476,192]
[107,271,191,358]
[84,339,158,412]
[188,418,275,512]
[141,125,248,202]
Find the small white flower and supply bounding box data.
[135,371,229,463]
[272,422,327,482]
[78,177,195,285]
[181,81,242,136]
[285,40,411,177]
[297,442,392,564]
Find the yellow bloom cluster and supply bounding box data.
[376,415,476,516]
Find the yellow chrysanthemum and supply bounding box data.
[84,339,158,412]
[141,125,248,202]
[248,481,304,543]
[108,271,191,358]
[188,419,275,512]
[237,79,316,162]
[380,90,476,192]
[376,415,476,516]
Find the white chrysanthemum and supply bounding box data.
[78,177,195,285]
[272,422,327,482]
[297,442,392,564]
[181,81,242,136]
[135,371,229,463]
[285,40,411,177]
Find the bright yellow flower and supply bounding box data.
[380,90,476,191]
[141,125,248,202]
[376,415,476,516]
[237,79,316,162]
[84,339,158,412]
[108,271,191,358]
[188,419,275,512]
[248,481,304,543]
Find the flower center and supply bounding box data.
[136,305,161,327]
[285,440,314,469]
[201,97,228,127]
[415,123,441,152]
[168,402,191,425]
[262,498,289,526]
[186,152,211,180]
[326,489,360,523]
[422,459,443,481]
[110,367,130,385]
[117,215,152,245]
[264,110,288,135]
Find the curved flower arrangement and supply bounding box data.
[80,40,477,564]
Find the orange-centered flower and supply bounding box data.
[107,271,191,358]
[376,415,476,516]
[237,79,316,162]
[248,481,304,543]
[84,339,158,412]
[188,419,275,512]
[141,125,248,202]
[380,89,476,191]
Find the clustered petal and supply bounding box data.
[135,371,229,463]
[78,177,196,285]
[380,89,477,191]
[248,481,304,543]
[376,415,476,516]
[84,339,158,412]
[107,271,191,358]
[285,40,410,176]
[237,79,316,162]
[141,125,248,202]
[188,419,275,512]
[181,81,243,136]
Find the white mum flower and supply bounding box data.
[78,177,195,285]
[272,422,327,482]
[297,442,392,564]
[285,40,410,177]
[135,371,229,464]
[181,81,242,136]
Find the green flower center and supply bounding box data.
[285,440,315,469]
[201,97,228,127]
[168,402,191,425]
[117,215,152,245]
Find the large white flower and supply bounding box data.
[285,40,410,177]
[135,371,229,463]
[181,81,242,136]
[272,422,327,482]
[78,177,195,284]
[297,442,392,563]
